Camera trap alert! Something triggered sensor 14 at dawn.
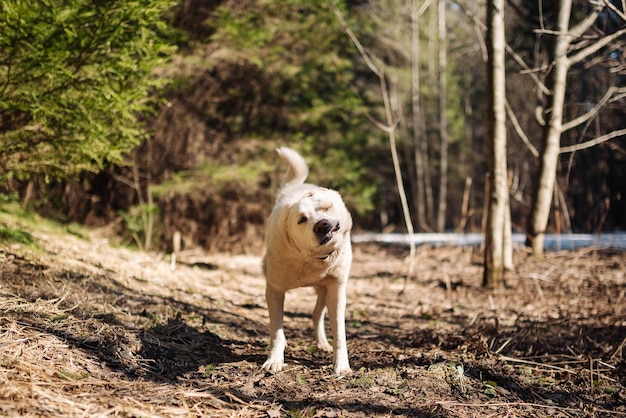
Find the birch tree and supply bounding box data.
[526,0,626,256]
[411,0,430,231]
[483,0,513,288]
[436,0,448,232]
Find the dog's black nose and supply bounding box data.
[313,219,333,235]
[314,220,339,244]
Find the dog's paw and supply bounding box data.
[333,361,351,375]
[335,364,352,375]
[261,358,284,373]
[317,341,333,353]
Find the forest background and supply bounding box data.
[1,0,625,256]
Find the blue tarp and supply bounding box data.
[352,232,626,251]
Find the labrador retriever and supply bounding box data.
[261,147,352,374]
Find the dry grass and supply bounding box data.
[0,294,275,417]
[1,220,625,417]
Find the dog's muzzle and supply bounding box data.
[314,219,340,245]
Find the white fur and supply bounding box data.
[261,147,352,374]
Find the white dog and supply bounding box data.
[261,147,352,374]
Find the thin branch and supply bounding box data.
[562,87,626,132]
[505,44,551,95]
[601,0,626,22]
[329,1,381,78]
[609,92,626,102]
[330,0,416,282]
[505,100,539,158]
[568,27,626,66]
[532,28,565,36]
[568,6,602,38]
[457,0,550,94]
[418,0,433,16]
[475,25,488,62]
[559,128,626,154]
[363,110,399,133]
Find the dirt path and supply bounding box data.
[1,222,625,417]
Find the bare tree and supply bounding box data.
[436,0,448,232]
[526,0,626,256]
[459,0,625,254]
[484,0,513,288]
[331,1,417,280]
[411,0,434,232]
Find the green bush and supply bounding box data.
[0,0,177,182]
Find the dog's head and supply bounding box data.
[285,188,352,257]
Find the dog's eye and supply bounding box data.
[297,215,308,224]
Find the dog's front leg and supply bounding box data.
[324,282,351,374]
[262,286,286,372]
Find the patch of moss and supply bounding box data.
[0,224,35,246]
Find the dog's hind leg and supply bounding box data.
[313,285,332,352]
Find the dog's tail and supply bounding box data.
[276,147,309,188]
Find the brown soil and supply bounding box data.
[1,224,625,417]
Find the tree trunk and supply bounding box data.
[483,0,513,288]
[526,0,572,257]
[436,0,448,232]
[411,0,429,231]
